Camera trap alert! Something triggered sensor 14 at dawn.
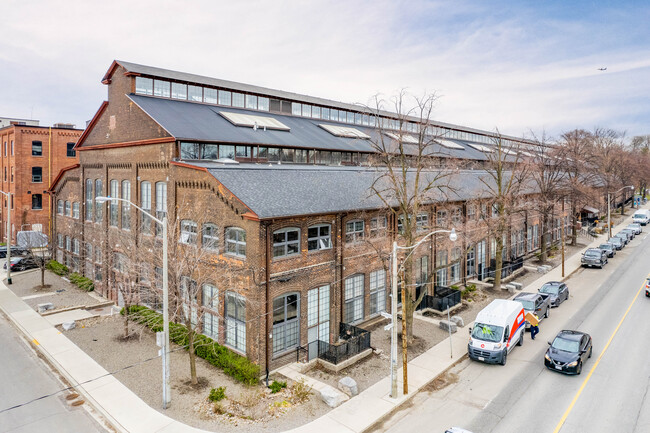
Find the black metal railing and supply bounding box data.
[417,286,461,311]
[315,323,371,365]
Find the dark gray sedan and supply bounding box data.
[539,281,569,307]
[598,243,616,258]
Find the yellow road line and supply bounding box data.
[552,274,649,433]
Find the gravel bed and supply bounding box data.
[64,315,330,432]
[5,269,100,311]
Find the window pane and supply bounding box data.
[219,90,232,105]
[220,145,235,159]
[246,95,257,109]
[204,88,218,103]
[258,97,269,111]
[171,82,187,100]
[135,77,153,95]
[154,80,170,97]
[180,142,200,159]
[188,85,203,102]
[232,92,245,107]
[203,144,219,159]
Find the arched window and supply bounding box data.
[225,227,246,258]
[273,293,300,354]
[307,224,331,251]
[273,227,300,258]
[121,180,131,230]
[202,223,219,251]
[109,179,119,226]
[141,181,152,234]
[94,179,103,223]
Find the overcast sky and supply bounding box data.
[1,0,648,140]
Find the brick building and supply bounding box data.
[0,122,81,244]
[50,60,573,373]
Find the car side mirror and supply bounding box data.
[547,341,552,345]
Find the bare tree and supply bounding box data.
[527,132,566,262]
[478,132,529,289]
[18,229,50,288]
[367,90,457,341]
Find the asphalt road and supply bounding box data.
[375,231,650,433]
[0,304,105,432]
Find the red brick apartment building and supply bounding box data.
[50,60,573,373]
[0,121,81,243]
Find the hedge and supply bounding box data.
[46,260,69,276]
[69,272,94,292]
[123,305,260,385]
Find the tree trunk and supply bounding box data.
[187,319,198,385]
[493,239,503,289]
[540,212,549,263]
[570,202,578,246]
[41,266,46,288]
[124,304,130,338]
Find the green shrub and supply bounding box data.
[209,386,226,402]
[269,380,287,393]
[461,284,477,299]
[123,305,260,385]
[46,260,69,276]
[68,272,94,292]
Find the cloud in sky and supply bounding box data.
[1,0,648,139]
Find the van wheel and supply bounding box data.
[500,351,507,366]
[517,332,524,346]
[545,308,550,319]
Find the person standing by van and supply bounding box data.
[531,314,540,340]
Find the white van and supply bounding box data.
[468,299,526,366]
[633,209,650,225]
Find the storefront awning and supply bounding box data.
[582,206,600,214]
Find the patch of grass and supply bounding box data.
[269,380,287,394]
[209,386,226,402]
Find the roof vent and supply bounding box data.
[216,158,239,165]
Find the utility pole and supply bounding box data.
[401,265,408,396]
[561,199,565,278]
[390,241,398,398]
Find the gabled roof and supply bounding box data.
[47,164,80,193]
[178,161,535,219]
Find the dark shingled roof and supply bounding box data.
[128,94,489,160]
[181,162,534,219]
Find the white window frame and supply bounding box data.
[225,227,246,258]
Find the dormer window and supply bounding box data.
[220,112,290,131]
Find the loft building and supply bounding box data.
[0,122,81,244]
[50,60,573,373]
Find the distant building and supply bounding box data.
[0,117,40,128]
[0,122,82,244]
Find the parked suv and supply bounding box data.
[581,248,608,269]
[598,243,616,258]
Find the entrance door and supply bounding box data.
[477,240,487,280]
[307,284,330,360]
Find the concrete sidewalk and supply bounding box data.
[0,206,644,433]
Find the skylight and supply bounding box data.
[385,132,419,144]
[436,139,465,150]
[319,124,370,139]
[220,111,290,131]
[467,143,494,153]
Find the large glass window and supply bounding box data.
[245,94,258,110]
[154,79,170,97]
[188,85,203,102]
[258,97,269,111]
[344,274,364,323]
[141,181,152,234]
[32,167,42,182]
[171,82,187,100]
[370,269,386,315]
[436,250,448,286]
[345,220,364,243]
[466,246,475,277]
[219,145,235,159]
[85,179,93,221]
[232,92,245,107]
[272,293,299,354]
[204,87,218,104]
[450,247,461,283]
[32,141,42,156]
[225,292,246,353]
[95,179,103,222]
[225,227,246,258]
[180,142,200,159]
[202,283,218,340]
[135,77,153,95]
[202,223,219,251]
[307,224,331,251]
[121,180,131,230]
[273,227,300,258]
[180,220,198,245]
[109,180,119,226]
[203,144,219,159]
[218,90,232,106]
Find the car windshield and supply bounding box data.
[584,251,600,258]
[540,284,559,295]
[471,323,503,343]
[609,238,620,244]
[599,244,611,250]
[551,337,580,353]
[517,299,535,310]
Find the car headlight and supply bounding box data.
[545,354,551,361]
[567,360,578,367]
[494,343,502,349]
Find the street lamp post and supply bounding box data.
[96,196,170,409]
[389,227,457,398]
[0,190,12,285]
[607,186,634,238]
